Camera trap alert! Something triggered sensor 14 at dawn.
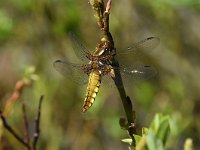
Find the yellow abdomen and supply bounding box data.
[82,70,101,112]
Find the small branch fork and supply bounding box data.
[89,0,137,146]
[0,95,44,150]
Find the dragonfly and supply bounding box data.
[53,33,159,112]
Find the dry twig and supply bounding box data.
[22,103,31,147]
[0,96,44,150]
[0,110,30,149]
[32,95,43,149]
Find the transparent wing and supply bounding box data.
[100,64,157,88]
[118,37,160,54]
[53,60,88,85]
[69,32,91,63]
[116,37,160,64]
[119,64,157,80]
[110,64,157,80]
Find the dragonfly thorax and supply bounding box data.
[81,59,112,76]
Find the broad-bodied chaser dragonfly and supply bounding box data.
[53,33,159,112]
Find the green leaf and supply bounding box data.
[121,138,132,145]
[142,127,149,136]
[23,66,39,83]
[146,131,164,150]
[146,113,170,149]
[134,134,142,145]
[156,117,170,145]
[24,66,36,75]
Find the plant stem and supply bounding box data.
[32,95,43,150]
[89,0,137,146]
[22,103,31,147]
[0,111,30,149]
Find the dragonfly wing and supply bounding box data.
[53,60,88,85]
[116,37,160,64]
[69,32,91,63]
[119,64,157,80]
[100,64,156,88]
[118,37,160,54]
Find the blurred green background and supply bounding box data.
[0,0,200,149]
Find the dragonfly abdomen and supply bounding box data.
[82,71,101,112]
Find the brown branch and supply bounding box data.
[32,95,43,149]
[90,0,137,146]
[0,74,42,150]
[112,64,136,145]
[89,0,104,29]
[22,103,31,147]
[103,0,111,33]
[0,96,44,150]
[0,110,30,149]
